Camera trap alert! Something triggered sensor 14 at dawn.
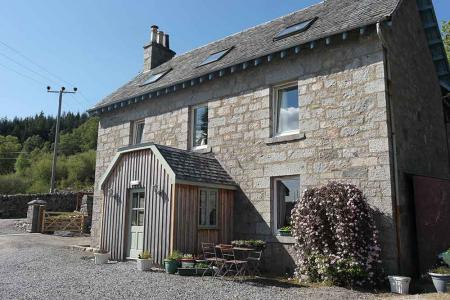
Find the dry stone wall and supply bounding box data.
[0,192,79,218]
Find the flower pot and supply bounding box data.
[94,252,109,265]
[278,230,291,236]
[164,259,179,274]
[195,267,213,276]
[429,273,450,293]
[178,267,196,276]
[181,258,195,268]
[137,258,153,271]
[388,276,411,294]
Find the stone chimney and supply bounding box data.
[143,25,175,72]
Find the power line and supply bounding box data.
[0,51,59,85]
[0,39,95,106]
[0,61,44,86]
[0,40,73,87]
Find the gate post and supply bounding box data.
[26,199,47,233]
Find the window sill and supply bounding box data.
[198,226,218,230]
[191,145,211,153]
[265,132,306,145]
[274,235,295,244]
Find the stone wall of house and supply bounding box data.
[91,32,398,274]
[0,192,79,218]
[381,0,450,276]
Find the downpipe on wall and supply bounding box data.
[376,21,402,273]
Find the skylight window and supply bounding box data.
[141,69,171,86]
[274,18,317,41]
[198,47,233,67]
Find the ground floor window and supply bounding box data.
[273,176,300,234]
[199,188,218,227]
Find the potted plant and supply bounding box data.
[136,251,153,271]
[195,262,213,276]
[177,265,196,276]
[278,226,291,236]
[93,249,109,265]
[164,250,182,274]
[180,253,195,268]
[429,266,450,293]
[439,248,450,267]
[248,240,266,250]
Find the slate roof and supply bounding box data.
[155,144,236,186]
[91,0,400,112]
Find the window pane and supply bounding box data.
[276,87,299,134]
[193,106,208,147]
[276,177,300,230]
[139,192,145,208]
[138,210,145,226]
[134,122,144,144]
[208,191,217,226]
[132,193,138,209]
[132,210,138,226]
[274,19,316,40]
[199,190,207,225]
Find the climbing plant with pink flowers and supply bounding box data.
[291,182,382,287]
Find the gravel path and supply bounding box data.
[0,231,379,300]
[0,218,26,235]
[0,219,445,299]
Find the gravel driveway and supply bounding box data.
[0,219,380,300]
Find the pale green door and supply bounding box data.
[127,189,145,259]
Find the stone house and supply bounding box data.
[89,0,450,275]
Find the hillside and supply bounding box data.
[0,112,98,194]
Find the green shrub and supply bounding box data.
[0,174,30,195]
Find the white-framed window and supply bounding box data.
[272,175,300,234]
[191,104,208,149]
[199,188,218,227]
[131,119,145,145]
[273,83,299,136]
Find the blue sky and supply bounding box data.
[0,0,449,119]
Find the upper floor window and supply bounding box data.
[191,105,208,149]
[273,175,300,235]
[131,119,145,145]
[199,188,218,227]
[273,83,299,136]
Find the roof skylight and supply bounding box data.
[274,18,317,41]
[198,47,233,67]
[141,69,171,86]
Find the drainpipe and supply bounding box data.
[376,21,402,273]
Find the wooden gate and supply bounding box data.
[41,211,84,233]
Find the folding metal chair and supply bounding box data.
[220,246,248,280]
[201,242,224,277]
[246,250,263,277]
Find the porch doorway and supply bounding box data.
[127,189,145,259]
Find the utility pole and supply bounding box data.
[47,86,77,193]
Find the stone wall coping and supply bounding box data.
[27,199,47,205]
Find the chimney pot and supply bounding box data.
[164,34,170,48]
[150,25,158,43]
[157,31,165,45]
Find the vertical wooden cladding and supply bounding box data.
[173,184,234,254]
[100,149,174,265]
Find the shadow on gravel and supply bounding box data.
[242,277,307,289]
